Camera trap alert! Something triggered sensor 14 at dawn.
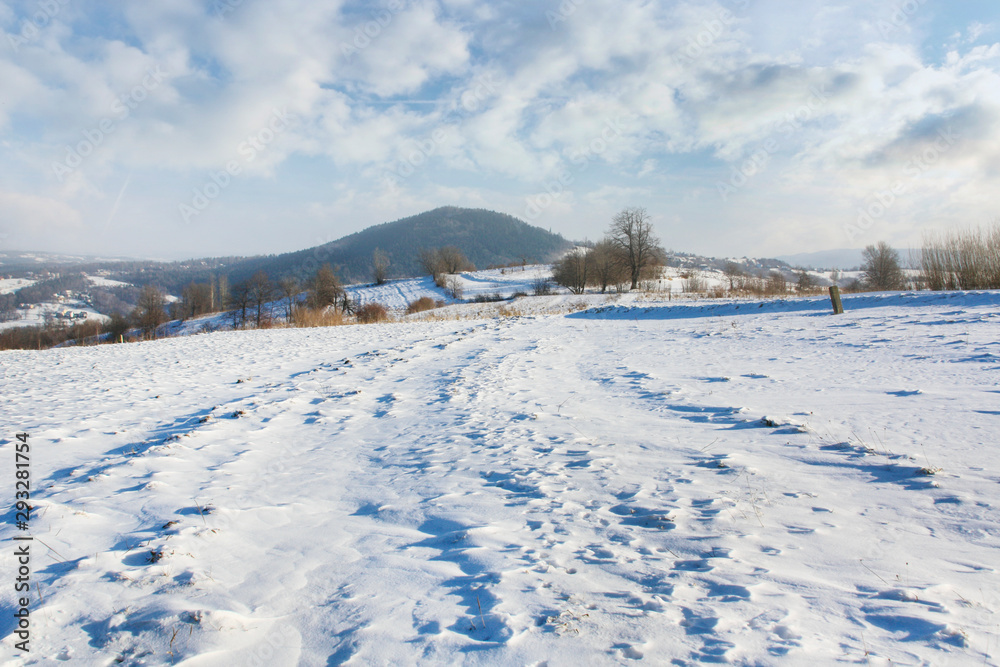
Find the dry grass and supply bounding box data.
[290,307,347,328]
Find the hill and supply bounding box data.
[223,207,572,284]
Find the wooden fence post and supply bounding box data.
[829,285,844,315]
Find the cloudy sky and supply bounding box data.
[1,0,998,260]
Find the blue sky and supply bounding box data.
[1,0,998,260]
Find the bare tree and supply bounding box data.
[795,270,816,291]
[588,239,628,293]
[309,264,344,311]
[216,274,229,311]
[177,282,214,320]
[133,285,167,338]
[372,248,390,285]
[553,249,590,294]
[723,262,744,291]
[278,276,300,321]
[105,311,130,342]
[767,270,788,295]
[607,207,662,290]
[227,281,249,328]
[862,241,905,291]
[438,246,473,274]
[246,271,274,327]
[419,248,443,278]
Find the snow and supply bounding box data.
[0,300,108,331]
[2,290,999,665]
[86,275,133,289]
[347,265,554,310]
[0,278,35,295]
[346,275,453,310]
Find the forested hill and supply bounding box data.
[223,207,572,284]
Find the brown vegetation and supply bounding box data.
[406,296,441,314]
[921,224,1000,290]
[355,302,389,324]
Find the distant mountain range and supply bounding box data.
[5,211,922,300]
[0,251,137,269]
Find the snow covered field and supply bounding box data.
[0,279,36,296]
[347,265,555,310]
[0,300,109,332]
[1,291,999,665]
[86,275,133,289]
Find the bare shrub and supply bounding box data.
[766,271,788,295]
[532,277,553,296]
[446,276,464,300]
[406,296,438,314]
[355,302,389,324]
[683,274,706,293]
[921,223,1000,290]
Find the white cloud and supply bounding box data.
[1,0,999,258]
[0,190,83,235]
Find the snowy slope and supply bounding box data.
[347,265,553,310]
[0,300,109,332]
[86,275,133,289]
[1,291,999,665]
[0,279,36,295]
